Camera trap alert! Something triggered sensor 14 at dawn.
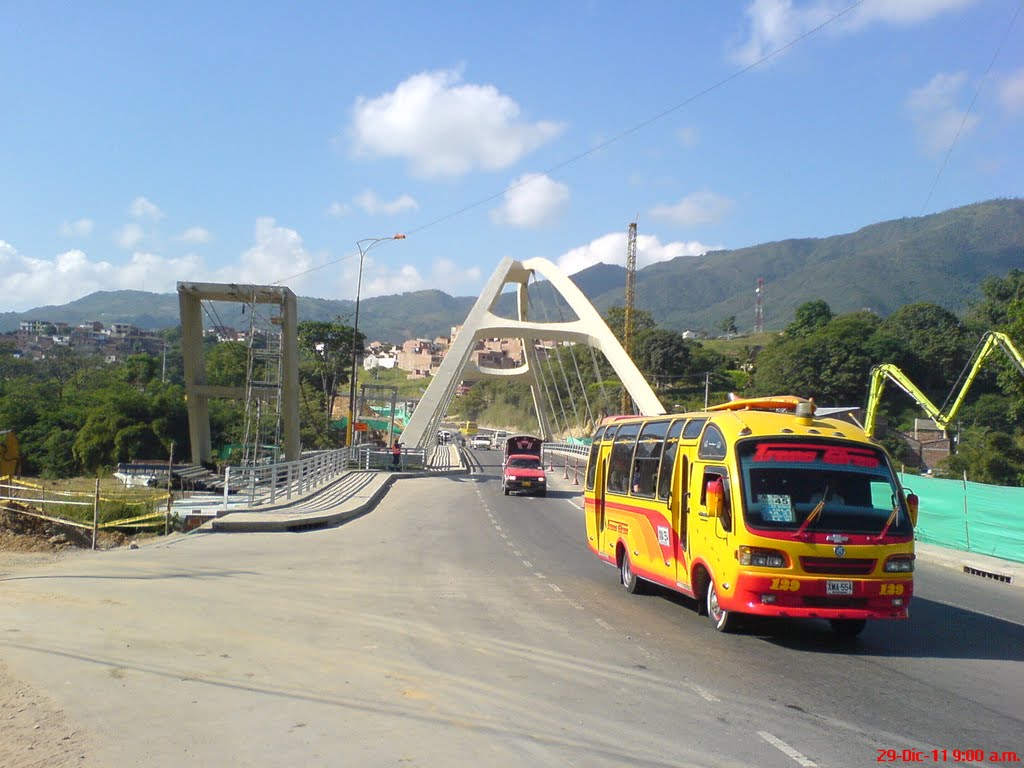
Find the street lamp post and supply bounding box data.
[347,233,406,447]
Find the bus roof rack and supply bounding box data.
[706,395,815,414]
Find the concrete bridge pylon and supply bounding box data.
[399,257,665,449]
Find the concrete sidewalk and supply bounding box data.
[207,444,467,533]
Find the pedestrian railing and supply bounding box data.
[355,446,427,471]
[223,448,350,510]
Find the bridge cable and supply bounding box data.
[530,275,584,432]
[528,276,585,434]
[543,276,596,432]
[525,278,570,434]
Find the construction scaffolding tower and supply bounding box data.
[241,297,285,466]
[621,220,638,414]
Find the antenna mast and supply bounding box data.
[754,276,765,334]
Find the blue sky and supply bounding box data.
[1,0,1021,313]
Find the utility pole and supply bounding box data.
[704,371,711,409]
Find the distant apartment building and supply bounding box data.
[397,338,444,379]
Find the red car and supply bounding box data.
[503,454,547,497]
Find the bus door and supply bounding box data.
[672,455,689,584]
[655,419,688,585]
[690,423,733,580]
[584,432,609,556]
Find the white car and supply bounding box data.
[470,434,490,450]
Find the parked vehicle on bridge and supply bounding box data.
[502,434,546,497]
[582,396,918,638]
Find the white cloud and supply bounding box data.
[556,232,716,275]
[179,226,211,244]
[0,240,201,311]
[219,217,316,288]
[129,196,164,220]
[998,67,1024,113]
[327,201,351,218]
[731,0,977,65]
[360,257,482,300]
[491,173,570,228]
[649,191,734,226]
[116,223,145,249]
[354,190,419,216]
[350,68,566,177]
[907,71,979,154]
[59,218,94,237]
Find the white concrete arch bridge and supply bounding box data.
[399,256,665,449]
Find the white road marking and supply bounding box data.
[522,560,532,569]
[548,583,562,593]
[534,572,547,580]
[757,731,818,768]
[513,551,522,557]
[595,618,612,630]
[691,684,720,703]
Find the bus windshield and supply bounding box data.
[737,440,911,536]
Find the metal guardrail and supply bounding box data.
[223,448,351,510]
[220,444,448,511]
[355,447,427,471]
[543,442,591,459]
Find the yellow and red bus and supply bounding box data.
[583,396,918,637]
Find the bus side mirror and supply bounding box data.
[906,492,919,528]
[706,478,724,519]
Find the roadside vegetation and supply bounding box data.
[1,271,1022,485]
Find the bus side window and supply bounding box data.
[608,423,639,494]
[657,419,686,500]
[631,420,668,497]
[584,425,606,491]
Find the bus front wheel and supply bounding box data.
[707,579,736,633]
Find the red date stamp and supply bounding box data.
[877,748,1021,763]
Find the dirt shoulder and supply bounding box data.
[1,513,105,767]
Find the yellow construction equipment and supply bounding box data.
[864,331,1024,437]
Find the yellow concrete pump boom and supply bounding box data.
[863,331,1024,438]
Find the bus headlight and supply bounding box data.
[884,555,915,572]
[738,546,787,568]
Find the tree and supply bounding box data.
[205,342,247,387]
[718,315,738,337]
[604,306,656,343]
[634,328,693,386]
[751,311,880,404]
[785,300,833,339]
[871,303,972,403]
[298,319,361,440]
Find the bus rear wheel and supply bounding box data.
[829,619,866,639]
[620,552,643,594]
[706,579,736,633]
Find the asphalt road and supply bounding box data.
[0,452,1021,767]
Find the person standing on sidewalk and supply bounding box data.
[391,440,402,471]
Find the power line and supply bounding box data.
[920,0,1022,215]
[271,1,865,288]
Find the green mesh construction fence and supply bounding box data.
[898,472,1024,564]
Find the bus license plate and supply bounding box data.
[826,580,854,595]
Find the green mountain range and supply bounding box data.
[3,198,1021,341]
